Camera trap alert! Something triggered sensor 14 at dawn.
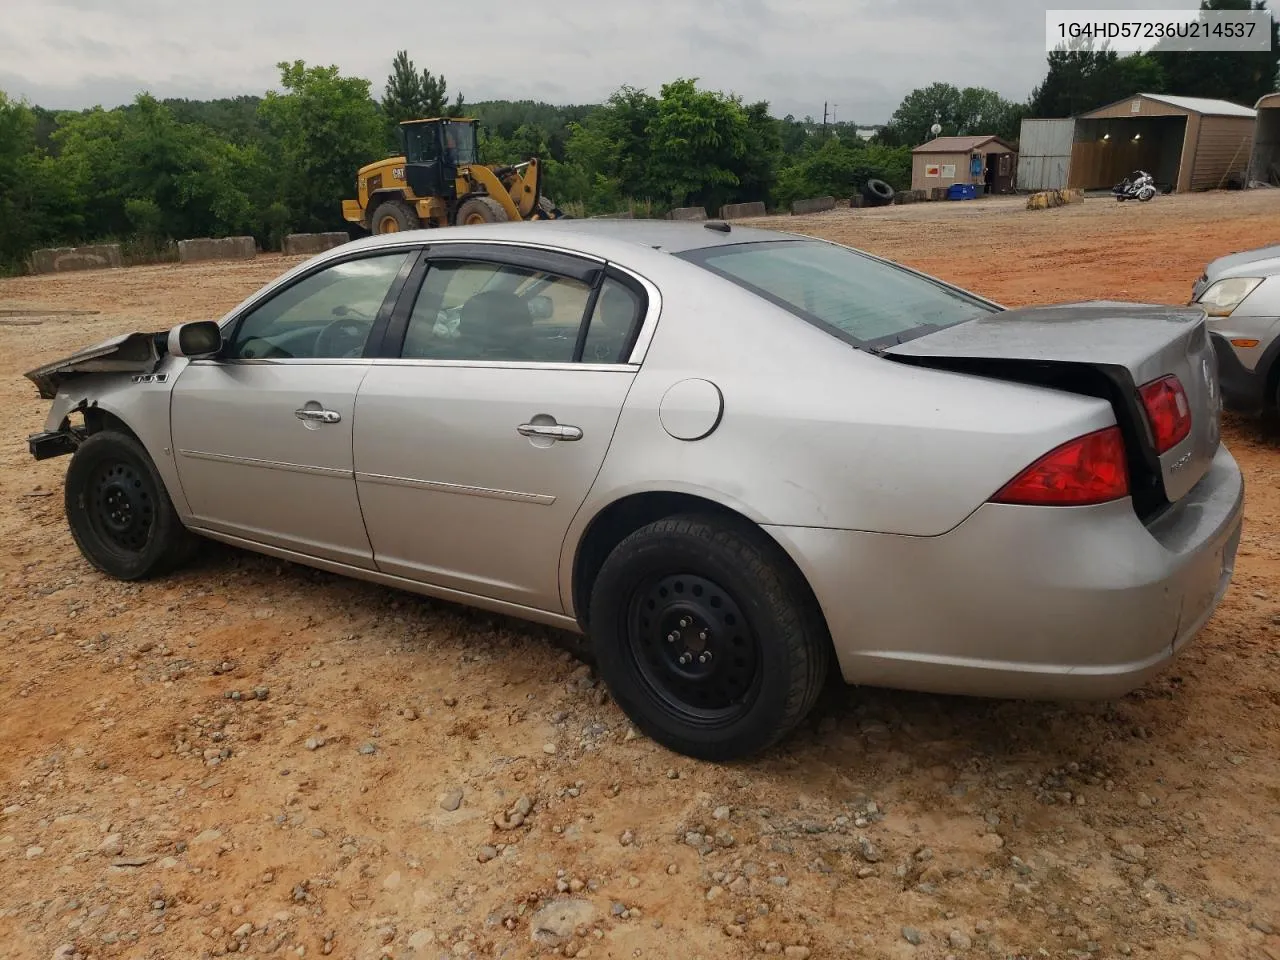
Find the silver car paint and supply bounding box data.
[353,362,636,611]
[171,360,378,569]
[40,361,194,518]
[769,444,1241,691]
[1193,245,1280,372]
[30,220,1245,701]
[886,301,1222,502]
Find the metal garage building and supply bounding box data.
[1017,94,1256,193]
[1249,92,1280,186]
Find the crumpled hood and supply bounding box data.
[24,330,164,400]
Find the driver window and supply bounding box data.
[401,259,590,362]
[227,252,410,360]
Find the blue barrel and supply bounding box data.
[947,183,977,200]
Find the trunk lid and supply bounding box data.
[884,301,1222,513]
[24,331,164,400]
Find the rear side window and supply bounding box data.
[401,259,591,362]
[677,239,995,348]
[581,277,643,363]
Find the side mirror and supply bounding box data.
[168,320,222,359]
[528,295,554,321]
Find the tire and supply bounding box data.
[1138,188,1155,202]
[456,196,510,226]
[369,198,420,235]
[862,179,895,207]
[64,430,198,580]
[588,514,830,761]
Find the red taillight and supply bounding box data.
[991,426,1130,506]
[1138,375,1191,453]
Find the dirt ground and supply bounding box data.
[2,191,1279,960]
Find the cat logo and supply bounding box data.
[392,166,405,180]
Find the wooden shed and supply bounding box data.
[911,135,1017,195]
[1249,92,1280,186]
[1069,94,1255,192]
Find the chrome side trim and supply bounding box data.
[178,449,352,478]
[355,471,556,505]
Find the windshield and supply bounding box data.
[443,121,477,166]
[677,239,996,348]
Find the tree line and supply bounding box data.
[0,0,1275,271]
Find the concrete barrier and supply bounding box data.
[283,232,350,256]
[1025,188,1086,211]
[667,207,707,221]
[28,244,122,275]
[719,201,767,220]
[790,196,836,215]
[178,236,257,263]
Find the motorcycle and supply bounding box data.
[1113,170,1157,202]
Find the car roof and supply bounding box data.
[340,218,802,257]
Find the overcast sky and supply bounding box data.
[2,0,1205,123]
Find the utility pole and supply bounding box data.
[822,101,828,140]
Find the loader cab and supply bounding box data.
[400,118,478,201]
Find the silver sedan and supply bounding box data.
[25,220,1244,760]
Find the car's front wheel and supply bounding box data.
[65,430,198,580]
[589,515,830,761]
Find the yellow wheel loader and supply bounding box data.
[342,117,567,234]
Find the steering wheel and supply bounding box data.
[314,311,373,358]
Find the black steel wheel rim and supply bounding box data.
[87,459,154,554]
[625,573,762,724]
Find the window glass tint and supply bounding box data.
[581,278,642,363]
[443,121,477,165]
[680,240,993,346]
[403,124,437,163]
[402,260,590,362]
[228,252,410,360]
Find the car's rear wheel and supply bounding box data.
[589,515,830,760]
[65,430,198,580]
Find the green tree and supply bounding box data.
[1029,40,1165,117]
[1150,0,1279,105]
[737,101,782,204]
[260,60,386,231]
[53,94,258,243]
[0,92,85,266]
[887,83,1022,144]
[644,79,749,208]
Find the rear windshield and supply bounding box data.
[676,239,996,348]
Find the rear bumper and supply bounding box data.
[1210,331,1269,414]
[766,444,1244,700]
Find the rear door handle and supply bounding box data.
[295,408,341,424]
[517,422,583,441]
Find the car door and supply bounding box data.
[171,247,419,568]
[353,242,650,612]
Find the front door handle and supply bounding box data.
[295,408,341,424]
[517,422,583,441]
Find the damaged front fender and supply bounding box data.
[24,330,166,400]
